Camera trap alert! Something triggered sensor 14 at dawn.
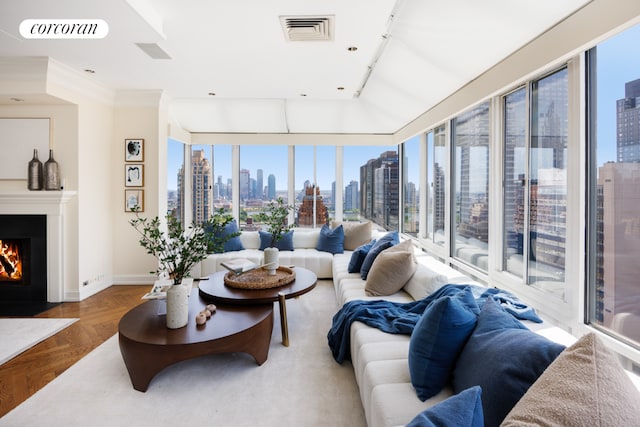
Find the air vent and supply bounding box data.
[135,43,171,60]
[280,15,335,42]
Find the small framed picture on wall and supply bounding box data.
[125,138,144,162]
[125,189,144,212]
[125,164,144,187]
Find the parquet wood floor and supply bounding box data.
[0,285,148,418]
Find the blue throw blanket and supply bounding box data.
[327,284,542,363]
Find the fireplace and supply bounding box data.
[0,215,47,304]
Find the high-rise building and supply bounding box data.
[267,174,276,200]
[191,149,212,225]
[297,184,328,227]
[256,169,263,200]
[617,78,640,162]
[239,169,250,201]
[360,151,399,230]
[344,180,359,211]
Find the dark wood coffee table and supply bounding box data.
[118,289,273,392]
[199,267,317,346]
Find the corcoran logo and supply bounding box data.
[19,19,109,39]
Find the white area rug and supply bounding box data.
[0,281,366,427]
[0,318,78,365]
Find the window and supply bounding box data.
[452,102,490,270]
[430,125,447,246]
[402,135,420,237]
[344,146,399,231]
[588,23,640,347]
[239,145,288,230]
[211,145,233,213]
[167,138,185,224]
[294,146,335,228]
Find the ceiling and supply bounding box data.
[0,0,590,134]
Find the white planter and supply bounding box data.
[166,283,189,329]
[263,247,279,276]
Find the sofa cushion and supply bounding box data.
[348,240,376,273]
[408,287,478,401]
[403,263,449,301]
[316,224,344,254]
[452,298,565,427]
[502,332,640,426]
[258,230,294,251]
[365,241,416,296]
[406,386,483,427]
[332,220,372,250]
[360,231,399,280]
[292,228,320,248]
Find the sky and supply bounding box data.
[167,24,640,192]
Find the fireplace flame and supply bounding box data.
[0,239,22,281]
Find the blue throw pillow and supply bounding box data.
[316,224,344,254]
[408,286,479,401]
[406,386,484,427]
[347,239,376,273]
[359,231,399,280]
[222,221,244,252]
[258,230,294,251]
[206,220,243,253]
[452,298,565,427]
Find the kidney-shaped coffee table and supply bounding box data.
[118,289,273,392]
[199,267,317,347]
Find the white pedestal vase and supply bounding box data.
[263,247,279,276]
[166,283,189,329]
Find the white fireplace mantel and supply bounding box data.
[0,189,76,302]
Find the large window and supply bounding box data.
[167,138,185,224]
[344,146,399,231]
[431,125,447,246]
[402,135,420,236]
[588,24,640,347]
[294,146,335,228]
[240,145,288,229]
[452,102,490,271]
[503,69,568,295]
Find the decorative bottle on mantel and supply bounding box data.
[28,149,43,191]
[44,149,60,191]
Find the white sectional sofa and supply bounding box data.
[199,228,334,279]
[201,225,640,427]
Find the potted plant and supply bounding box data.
[255,197,295,274]
[203,208,241,254]
[130,211,223,329]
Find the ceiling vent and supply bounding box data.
[135,43,172,59]
[280,15,335,41]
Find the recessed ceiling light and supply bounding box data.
[84,69,95,74]
[10,97,24,102]
[208,92,216,96]
[347,46,358,52]
[300,93,307,97]
[337,87,345,91]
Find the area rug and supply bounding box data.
[0,317,78,365]
[0,281,366,427]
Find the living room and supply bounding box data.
[2,0,640,425]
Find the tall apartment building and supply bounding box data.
[360,151,399,230]
[344,180,359,211]
[617,78,640,162]
[256,169,264,200]
[267,174,276,201]
[191,149,212,225]
[175,150,212,225]
[297,184,328,227]
[239,169,250,201]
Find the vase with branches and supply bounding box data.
[256,197,295,247]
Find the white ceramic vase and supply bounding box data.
[166,284,189,329]
[263,247,279,276]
